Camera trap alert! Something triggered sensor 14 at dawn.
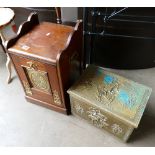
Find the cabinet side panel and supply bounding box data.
[57,21,83,113]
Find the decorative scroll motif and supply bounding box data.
[111,124,123,135]
[87,107,109,128]
[23,81,32,95]
[53,90,61,105]
[24,62,51,93]
[74,104,84,115]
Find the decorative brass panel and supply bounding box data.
[70,96,134,142]
[23,62,51,94]
[23,81,32,95]
[53,90,61,105]
[27,61,38,70]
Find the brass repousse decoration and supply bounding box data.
[23,81,32,95]
[23,61,51,94]
[81,79,120,103]
[69,65,152,127]
[74,104,84,115]
[70,97,128,141]
[111,123,123,135]
[53,90,61,105]
[67,65,152,142]
[87,107,109,128]
[96,81,120,103]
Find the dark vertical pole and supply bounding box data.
[55,7,62,24]
[90,7,97,64]
[83,7,88,68]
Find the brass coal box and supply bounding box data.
[67,65,152,142]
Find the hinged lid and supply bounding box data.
[68,65,152,128]
[8,22,74,64]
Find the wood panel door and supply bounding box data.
[10,54,64,108]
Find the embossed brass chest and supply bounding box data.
[6,13,83,114]
[67,65,152,141]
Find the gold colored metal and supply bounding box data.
[87,107,109,128]
[23,63,51,94]
[27,61,38,70]
[83,79,120,103]
[23,80,32,95]
[74,104,84,115]
[111,124,123,135]
[67,65,152,142]
[53,90,61,105]
[68,65,152,128]
[70,96,133,142]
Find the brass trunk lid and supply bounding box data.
[68,65,152,128]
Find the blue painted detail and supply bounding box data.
[104,75,115,84]
[119,90,129,103]
[118,90,132,108]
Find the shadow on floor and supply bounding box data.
[128,112,155,144]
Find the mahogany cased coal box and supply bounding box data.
[6,12,83,114]
[67,65,152,142]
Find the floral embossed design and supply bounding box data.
[74,104,84,115]
[87,107,109,128]
[111,124,123,135]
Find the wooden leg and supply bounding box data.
[6,53,12,84]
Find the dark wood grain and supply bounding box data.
[8,22,74,64]
[57,20,83,113]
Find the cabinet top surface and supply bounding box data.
[68,65,152,128]
[9,22,74,63]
